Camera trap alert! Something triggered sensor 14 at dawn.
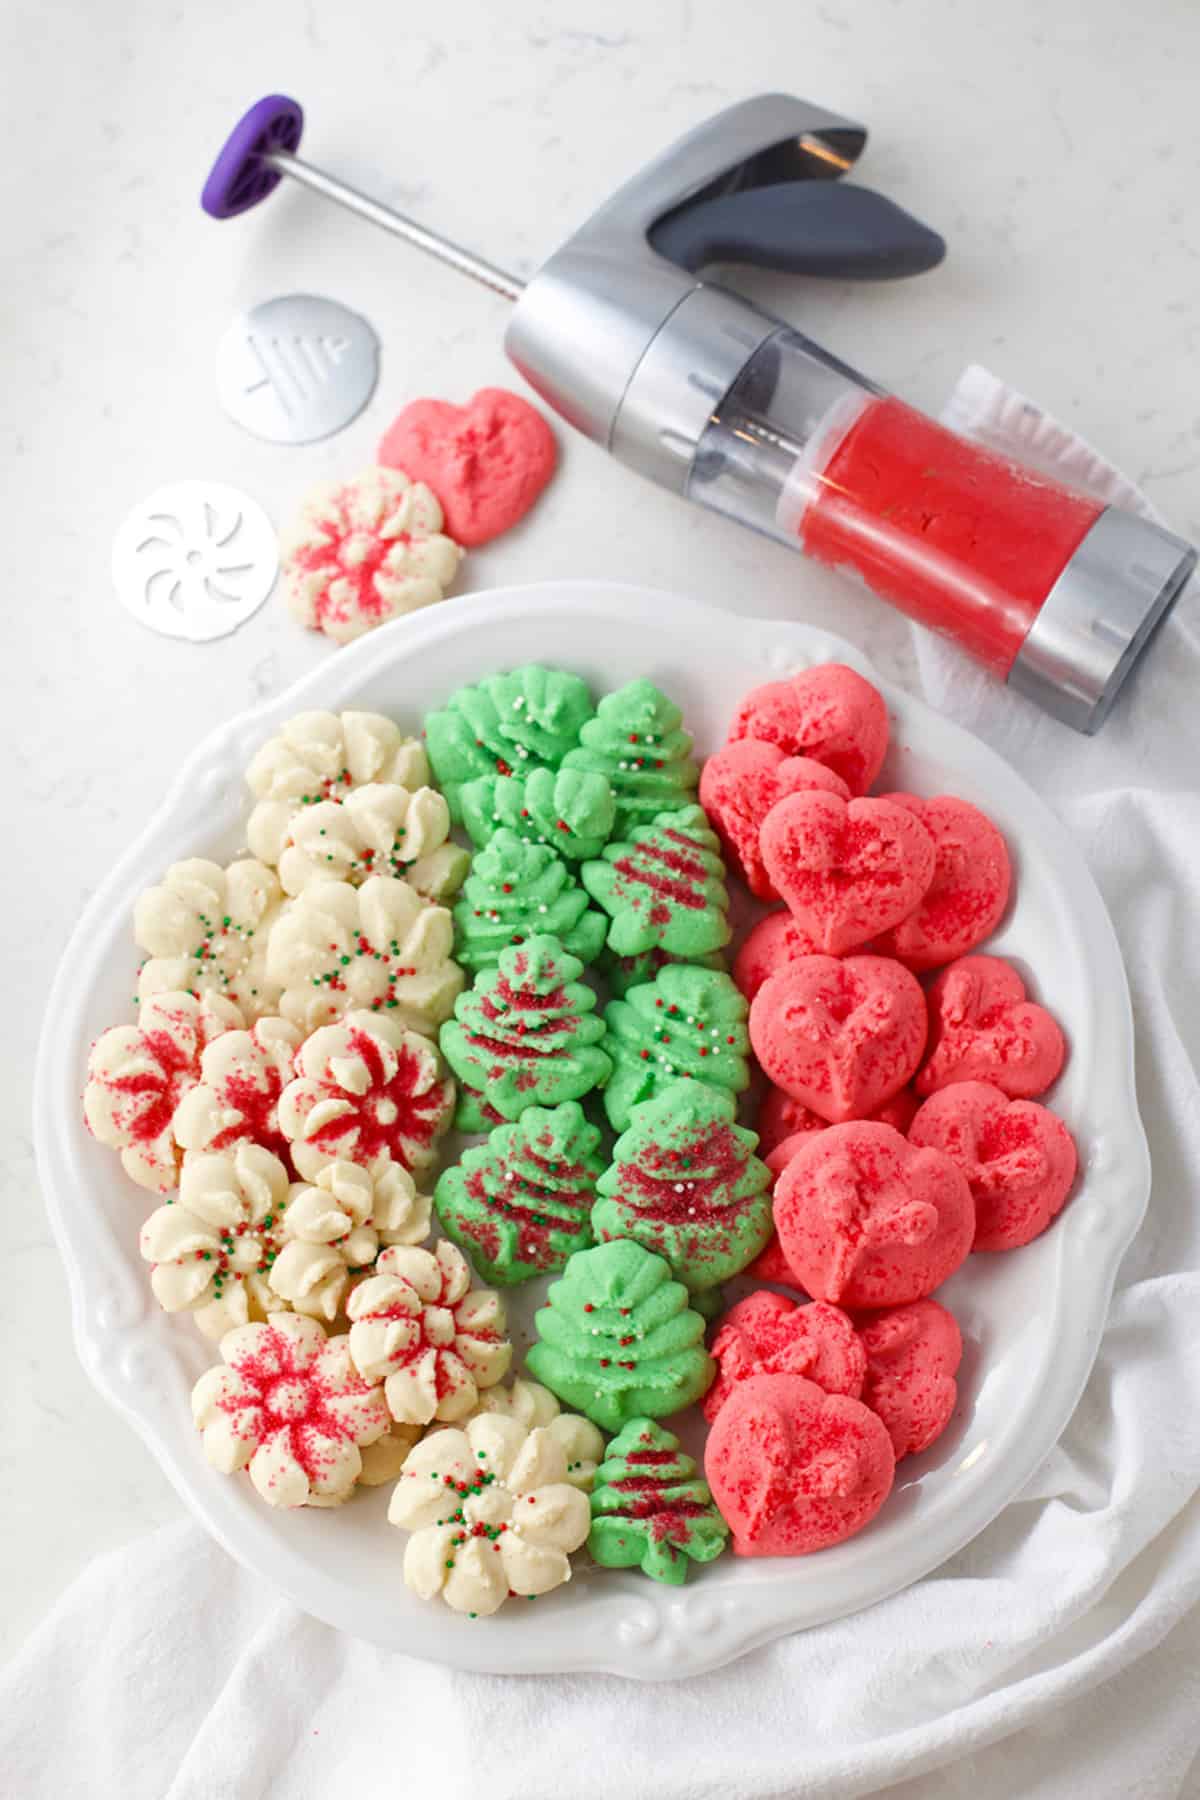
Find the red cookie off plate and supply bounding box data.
[34,584,1148,1680]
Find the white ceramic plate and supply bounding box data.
[35,583,1149,1679]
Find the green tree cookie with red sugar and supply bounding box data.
[593,1085,772,1293]
[588,1417,729,1585]
[603,962,750,1132]
[452,828,606,973]
[564,678,699,838]
[425,664,595,821]
[582,805,731,960]
[439,935,612,1132]
[434,1101,603,1285]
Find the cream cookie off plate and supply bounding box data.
[35,583,1149,1679]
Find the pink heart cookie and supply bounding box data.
[749,955,927,1124]
[760,790,936,956]
[703,1292,865,1422]
[700,740,849,900]
[917,954,1066,1099]
[872,795,1011,972]
[704,1372,895,1556]
[909,1080,1077,1250]
[728,664,889,795]
[773,1121,975,1308]
[854,1298,962,1458]
[378,388,557,547]
[733,911,820,1004]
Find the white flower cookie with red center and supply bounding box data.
[191,1313,391,1508]
[266,875,463,1037]
[84,991,243,1192]
[134,858,283,1022]
[279,1010,454,1183]
[347,1239,511,1425]
[281,468,462,645]
[171,1015,302,1163]
[388,1411,592,1614]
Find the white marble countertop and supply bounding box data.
[5,0,1198,1673]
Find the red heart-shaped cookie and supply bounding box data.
[917,954,1066,1099]
[760,790,936,955]
[704,1292,865,1422]
[704,1372,895,1555]
[700,740,850,899]
[728,664,889,795]
[853,1298,962,1457]
[733,911,820,1003]
[909,1080,1077,1250]
[378,388,556,547]
[872,794,1011,972]
[757,1082,918,1158]
[774,1121,975,1308]
[749,954,927,1124]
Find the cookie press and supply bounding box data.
[202,93,1195,733]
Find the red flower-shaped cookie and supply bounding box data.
[773,1121,974,1308]
[760,791,936,956]
[872,795,1011,972]
[700,740,849,900]
[855,1299,962,1459]
[917,955,1066,1100]
[703,1291,865,1422]
[732,911,820,1003]
[909,1080,1077,1250]
[704,1372,895,1556]
[727,664,889,795]
[750,955,927,1124]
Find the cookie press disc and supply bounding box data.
[216,293,380,444]
[111,481,278,641]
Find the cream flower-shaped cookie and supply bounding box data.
[266,875,463,1037]
[388,1412,592,1614]
[346,1240,511,1424]
[471,1380,605,1492]
[84,991,243,1192]
[358,1420,424,1487]
[191,1313,390,1508]
[268,1160,432,1323]
[278,1010,455,1182]
[171,1016,302,1162]
[274,782,468,904]
[281,468,462,645]
[139,1142,291,1337]
[134,858,284,1022]
[245,709,430,870]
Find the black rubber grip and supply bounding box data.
[650,182,945,280]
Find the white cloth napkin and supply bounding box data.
[5,375,1200,1800]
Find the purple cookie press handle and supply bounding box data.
[201,95,304,219]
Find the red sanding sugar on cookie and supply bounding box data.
[760,790,936,956]
[700,740,849,900]
[909,1080,1077,1251]
[733,912,820,1004]
[872,795,1011,972]
[917,954,1066,1100]
[728,664,889,795]
[743,1232,806,1288]
[704,1372,895,1556]
[773,1121,974,1308]
[750,955,927,1125]
[703,1291,865,1422]
[854,1298,962,1459]
[378,388,557,547]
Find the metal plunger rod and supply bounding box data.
[264,149,526,303]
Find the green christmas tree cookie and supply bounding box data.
[599,945,726,999]
[440,935,612,1131]
[588,1418,729,1585]
[563,678,698,838]
[459,766,616,861]
[526,1238,715,1432]
[452,828,607,973]
[592,1085,772,1293]
[603,963,750,1132]
[434,1102,602,1285]
[425,665,594,820]
[582,805,731,960]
